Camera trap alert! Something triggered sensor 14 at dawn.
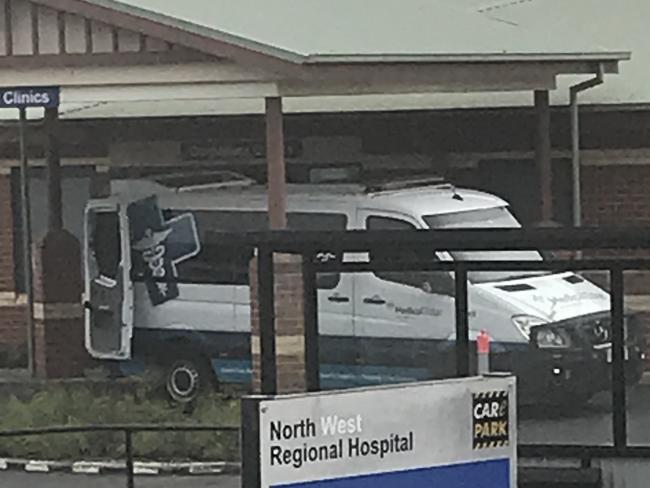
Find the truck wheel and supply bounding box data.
[165,357,214,403]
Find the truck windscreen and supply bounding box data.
[423,206,547,284]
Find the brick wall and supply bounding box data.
[0,304,26,344]
[0,304,27,366]
[582,164,650,293]
[34,316,89,378]
[582,165,650,227]
[0,173,15,292]
[0,173,26,366]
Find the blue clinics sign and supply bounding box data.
[0,86,60,109]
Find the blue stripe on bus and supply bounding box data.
[210,358,431,389]
[124,327,528,388]
[118,358,430,389]
[272,458,510,488]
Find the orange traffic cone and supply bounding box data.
[477,330,490,375]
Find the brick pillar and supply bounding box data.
[0,170,28,366]
[33,229,92,378]
[250,253,307,394]
[0,171,15,293]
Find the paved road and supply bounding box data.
[0,472,241,488]
[520,383,650,445]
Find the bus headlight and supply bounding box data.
[512,315,571,348]
[533,327,572,349]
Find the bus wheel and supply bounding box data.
[165,357,213,403]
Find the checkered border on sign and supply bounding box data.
[474,439,510,449]
[473,390,508,401]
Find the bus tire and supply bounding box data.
[164,355,215,403]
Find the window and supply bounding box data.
[164,210,263,286]
[367,215,451,293]
[89,211,121,280]
[166,210,347,289]
[423,207,546,284]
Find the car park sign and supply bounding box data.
[258,375,516,488]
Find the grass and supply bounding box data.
[0,376,241,461]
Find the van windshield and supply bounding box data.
[423,206,547,284]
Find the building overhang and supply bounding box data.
[0,0,627,116]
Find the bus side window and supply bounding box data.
[366,215,445,291]
[165,209,347,288]
[90,211,121,280]
[167,210,267,285]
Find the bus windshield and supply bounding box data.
[423,206,547,284]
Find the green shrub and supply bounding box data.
[0,384,240,461]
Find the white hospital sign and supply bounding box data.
[258,375,517,488]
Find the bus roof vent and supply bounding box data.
[151,170,255,192]
[364,176,448,194]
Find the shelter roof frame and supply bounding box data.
[0,0,622,105]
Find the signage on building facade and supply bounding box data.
[258,375,516,488]
[0,86,60,109]
[181,139,303,161]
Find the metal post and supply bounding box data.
[302,251,320,391]
[570,91,580,227]
[570,67,604,228]
[44,107,62,231]
[610,266,627,449]
[241,397,262,488]
[125,429,134,488]
[569,93,584,260]
[258,247,277,395]
[18,108,35,377]
[265,97,287,230]
[534,90,553,223]
[454,264,470,376]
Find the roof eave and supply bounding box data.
[303,51,632,65]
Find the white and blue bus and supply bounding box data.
[83,176,644,403]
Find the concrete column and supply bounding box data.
[250,254,307,394]
[534,90,553,224]
[265,97,287,230]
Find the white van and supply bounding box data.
[83,177,645,403]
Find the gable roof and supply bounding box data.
[0,0,630,120]
[68,0,627,64]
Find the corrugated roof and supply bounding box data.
[96,0,625,62]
